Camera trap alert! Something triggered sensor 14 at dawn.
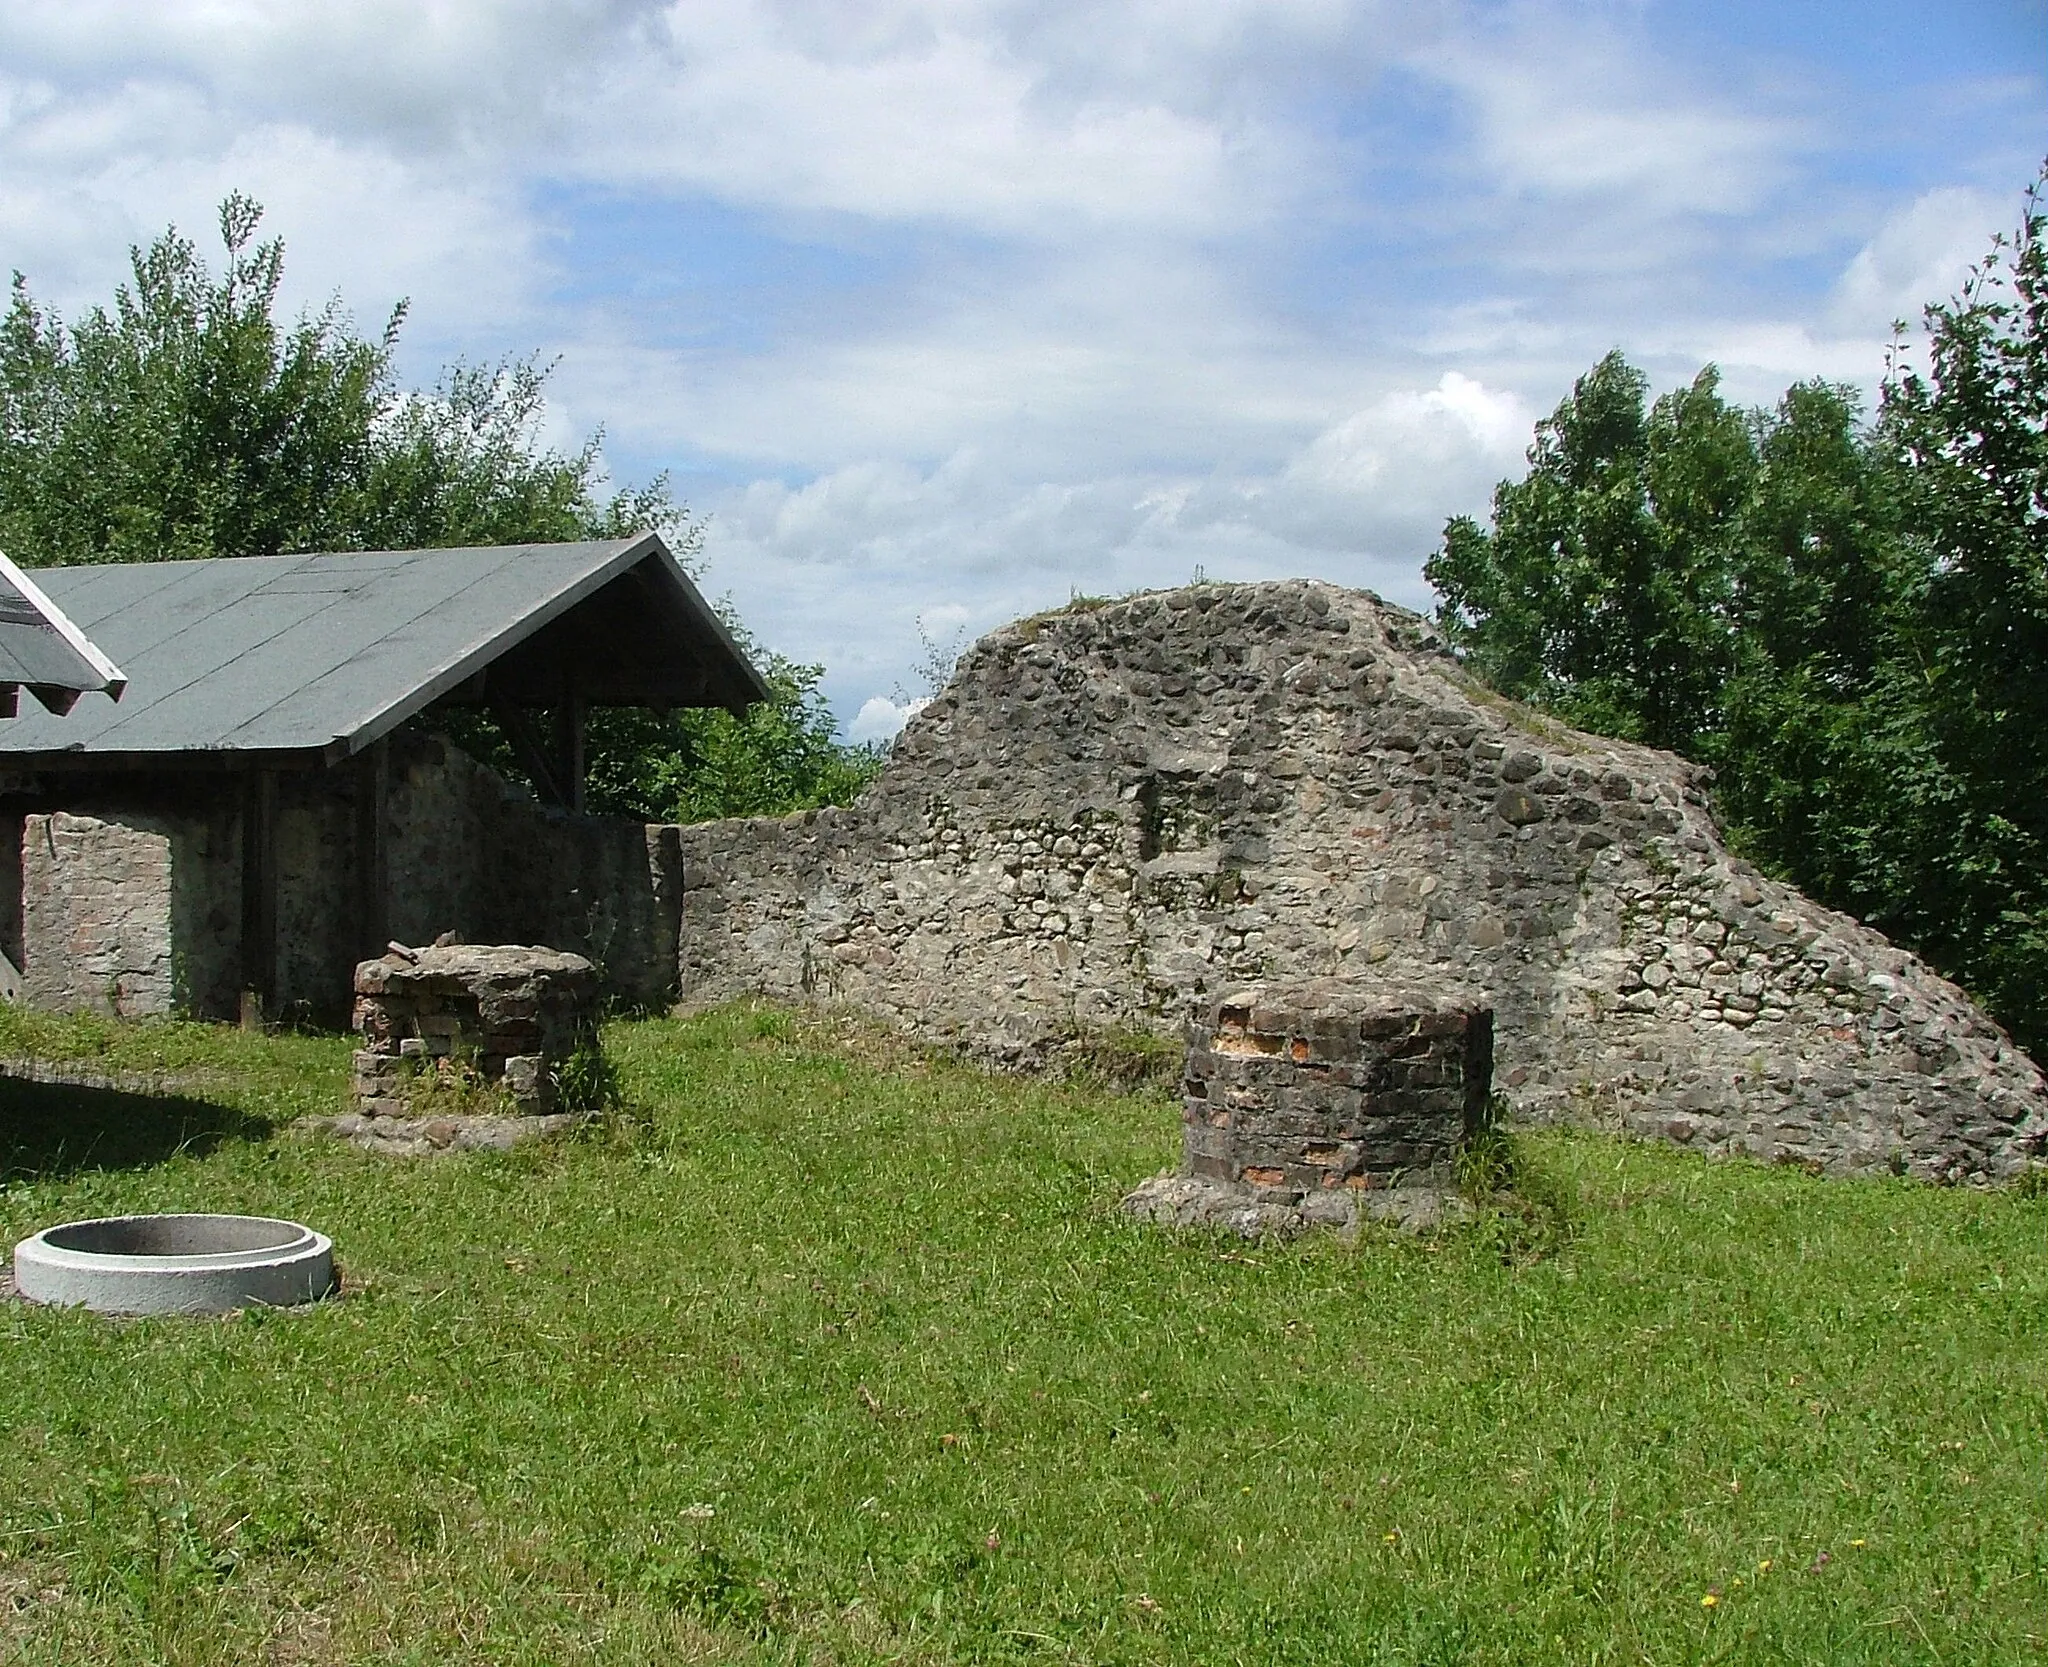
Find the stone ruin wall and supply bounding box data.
[383,733,682,1012]
[672,580,2048,1184]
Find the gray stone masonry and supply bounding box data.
[668,580,2048,1184]
[19,811,176,1017]
[350,943,600,1117]
[1183,982,1491,1193]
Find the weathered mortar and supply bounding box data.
[670,580,2048,1183]
[350,943,600,1116]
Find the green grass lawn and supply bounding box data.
[0,1003,2043,1665]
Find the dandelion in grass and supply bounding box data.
[1701,1593,1720,1610]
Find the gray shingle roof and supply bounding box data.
[0,552,126,708]
[0,534,763,764]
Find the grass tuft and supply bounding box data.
[1451,1094,1577,1263]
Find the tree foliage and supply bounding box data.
[1861,167,2048,1044]
[0,194,880,820]
[0,193,668,563]
[1428,353,1757,753]
[1427,165,2048,1057]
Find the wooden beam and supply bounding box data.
[553,693,586,816]
[354,739,389,962]
[239,770,277,1022]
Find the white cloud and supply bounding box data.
[0,0,1382,249]
[1284,373,1529,497]
[592,4,1297,238]
[0,71,540,338]
[1429,19,1796,219]
[0,0,2030,729]
[848,693,925,743]
[692,372,1542,708]
[1829,186,2007,333]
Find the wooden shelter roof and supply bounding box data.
[0,534,764,769]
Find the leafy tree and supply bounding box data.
[0,193,657,563]
[604,660,883,823]
[1711,381,1913,906]
[0,194,881,820]
[1427,166,2048,1058]
[0,194,390,566]
[1426,353,1756,756]
[359,357,677,552]
[1862,167,2048,1038]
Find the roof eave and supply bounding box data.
[324,531,771,758]
[0,550,127,700]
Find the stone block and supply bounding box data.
[502,1054,545,1096]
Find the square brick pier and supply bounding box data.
[1129,980,1493,1233]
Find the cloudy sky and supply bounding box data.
[1,2,2041,737]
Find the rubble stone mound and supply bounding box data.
[351,942,601,1118]
[673,581,2048,1183]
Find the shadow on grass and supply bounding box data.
[0,1078,273,1181]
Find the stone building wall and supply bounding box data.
[2,732,681,1027]
[384,734,681,1011]
[23,811,169,1017]
[20,810,175,1017]
[274,770,360,1022]
[17,803,245,1020]
[673,581,2048,1183]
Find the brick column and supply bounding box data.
[1182,981,1493,1195]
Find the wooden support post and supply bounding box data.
[354,739,389,962]
[239,770,277,1026]
[491,700,568,807]
[554,693,586,816]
